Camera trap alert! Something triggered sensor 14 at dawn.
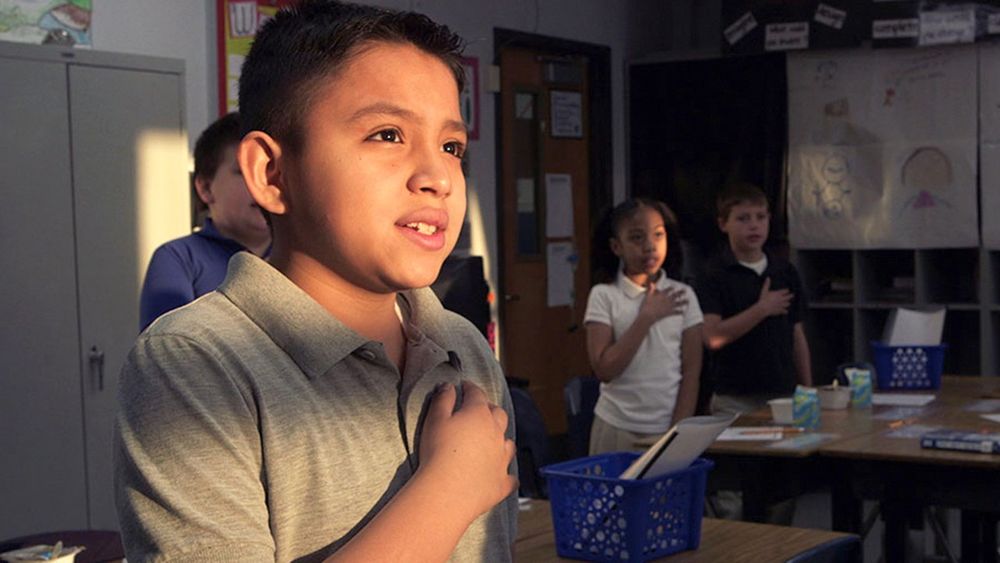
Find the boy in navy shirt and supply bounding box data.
[698,182,812,414]
[139,112,270,330]
[696,182,812,523]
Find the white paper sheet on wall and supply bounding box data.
[545,173,574,238]
[546,241,575,307]
[979,42,1000,249]
[786,47,979,248]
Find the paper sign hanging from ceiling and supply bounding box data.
[786,47,978,249]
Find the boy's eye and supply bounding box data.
[368,129,401,143]
[443,141,466,159]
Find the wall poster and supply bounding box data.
[0,0,91,46]
[217,0,295,115]
[786,46,978,248]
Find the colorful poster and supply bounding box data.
[787,47,978,248]
[217,0,296,115]
[0,0,91,46]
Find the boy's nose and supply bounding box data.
[406,145,452,198]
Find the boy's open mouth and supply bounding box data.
[404,222,438,235]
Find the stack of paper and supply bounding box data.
[883,307,945,346]
[620,413,738,480]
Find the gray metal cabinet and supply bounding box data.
[1,42,188,537]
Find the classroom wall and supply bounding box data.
[87,0,718,335]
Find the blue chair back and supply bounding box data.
[509,385,552,498]
[563,376,600,459]
[785,536,862,563]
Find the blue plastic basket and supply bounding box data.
[871,342,947,390]
[540,453,713,562]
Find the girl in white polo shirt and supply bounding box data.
[584,198,704,455]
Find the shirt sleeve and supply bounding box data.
[682,284,704,330]
[583,285,613,326]
[114,334,275,562]
[139,245,197,332]
[788,264,807,325]
[694,268,723,317]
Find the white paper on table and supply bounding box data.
[717,427,784,441]
[620,413,738,480]
[982,414,1000,424]
[545,241,574,307]
[872,393,936,406]
[883,307,945,346]
[544,174,573,238]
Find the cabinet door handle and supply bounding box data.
[88,345,105,391]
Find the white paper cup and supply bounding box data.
[767,397,794,424]
[818,385,851,410]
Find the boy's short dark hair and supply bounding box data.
[717,182,769,220]
[239,0,465,153]
[193,112,241,180]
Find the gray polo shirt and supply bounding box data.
[114,253,518,562]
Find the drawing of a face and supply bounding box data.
[815,60,838,89]
[822,154,848,185]
[902,147,951,192]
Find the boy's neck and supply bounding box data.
[213,219,270,257]
[732,246,765,263]
[269,246,406,367]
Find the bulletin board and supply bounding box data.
[786,46,979,248]
[216,0,296,115]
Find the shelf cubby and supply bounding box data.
[987,312,1000,376]
[804,308,853,385]
[941,310,981,375]
[795,249,854,304]
[918,248,979,304]
[793,248,998,376]
[856,250,915,304]
[857,308,893,362]
[991,251,1000,306]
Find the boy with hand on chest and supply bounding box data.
[697,183,813,417]
[113,1,518,561]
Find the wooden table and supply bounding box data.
[516,499,858,562]
[818,376,1000,563]
[694,401,889,523]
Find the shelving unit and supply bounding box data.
[794,248,1000,383]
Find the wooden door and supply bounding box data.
[499,48,592,434]
[70,63,188,529]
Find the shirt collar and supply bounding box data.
[196,218,233,244]
[218,253,464,379]
[616,268,670,299]
[720,246,771,273]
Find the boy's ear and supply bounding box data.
[717,216,728,233]
[238,131,288,216]
[193,174,214,205]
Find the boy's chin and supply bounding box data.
[379,265,444,292]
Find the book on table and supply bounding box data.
[920,430,1000,454]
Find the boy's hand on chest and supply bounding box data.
[756,277,793,316]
